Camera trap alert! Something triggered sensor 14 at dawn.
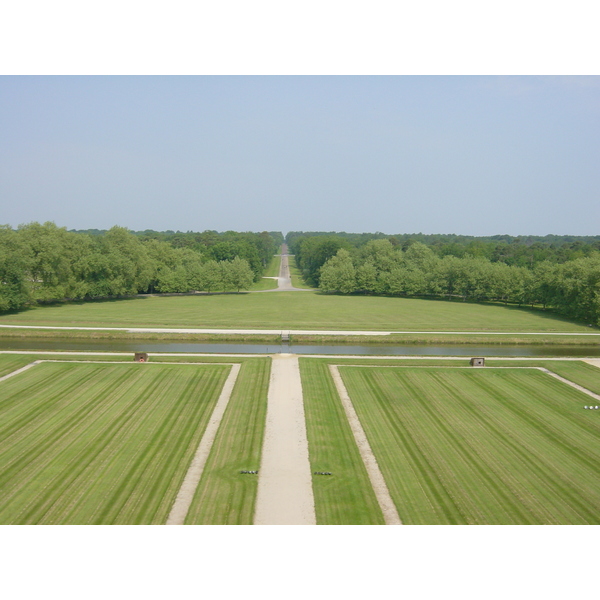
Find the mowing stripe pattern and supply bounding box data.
[339,366,600,524]
[167,364,241,524]
[0,362,230,524]
[184,358,270,524]
[329,365,401,525]
[299,359,384,524]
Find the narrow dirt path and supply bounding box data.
[167,363,241,525]
[254,354,316,524]
[329,365,402,525]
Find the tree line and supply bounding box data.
[287,230,600,284]
[290,235,600,326]
[0,223,281,312]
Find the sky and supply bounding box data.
[1,75,599,237]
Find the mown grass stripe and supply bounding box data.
[8,366,175,523]
[65,366,230,524]
[184,358,270,525]
[338,366,600,524]
[0,362,231,524]
[329,366,400,524]
[167,363,241,525]
[298,360,384,525]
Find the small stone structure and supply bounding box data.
[470,357,485,367]
[134,352,149,363]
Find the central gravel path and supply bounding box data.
[254,354,316,525]
[255,244,313,292]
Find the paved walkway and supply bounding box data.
[254,354,316,525]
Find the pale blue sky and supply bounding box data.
[1,76,598,235]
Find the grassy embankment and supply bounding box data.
[0,292,598,346]
[300,356,600,524]
[0,356,269,524]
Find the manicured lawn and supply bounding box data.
[0,292,595,332]
[490,359,600,396]
[339,365,600,524]
[185,357,270,524]
[0,361,231,524]
[250,255,280,290]
[0,354,39,378]
[300,358,384,524]
[288,257,315,289]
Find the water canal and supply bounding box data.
[1,339,599,357]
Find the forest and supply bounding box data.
[288,232,600,326]
[0,223,282,311]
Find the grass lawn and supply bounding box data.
[288,257,315,290]
[339,365,600,524]
[0,361,232,524]
[184,357,269,524]
[489,359,600,395]
[250,255,280,291]
[0,292,596,333]
[300,358,385,524]
[0,354,39,378]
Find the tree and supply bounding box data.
[319,249,356,294]
[221,257,254,293]
[0,226,31,311]
[197,260,223,294]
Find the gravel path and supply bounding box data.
[254,246,314,292]
[254,354,316,525]
[166,363,241,525]
[329,365,402,525]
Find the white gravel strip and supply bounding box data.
[254,354,316,525]
[329,365,402,525]
[0,360,41,382]
[167,363,241,525]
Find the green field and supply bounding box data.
[185,357,269,524]
[0,358,268,524]
[300,358,384,524]
[0,292,596,333]
[288,257,314,289]
[250,254,280,291]
[3,350,600,525]
[337,364,600,524]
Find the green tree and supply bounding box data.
[319,249,356,294]
[0,226,31,311]
[221,257,254,293]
